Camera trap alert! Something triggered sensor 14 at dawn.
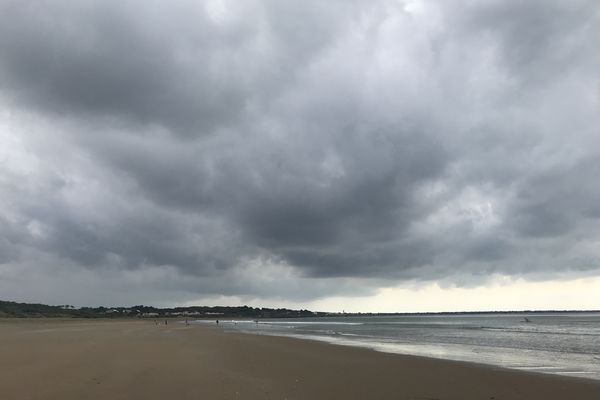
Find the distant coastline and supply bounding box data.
[1,299,598,319]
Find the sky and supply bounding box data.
[0,0,599,312]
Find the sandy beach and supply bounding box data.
[1,319,598,400]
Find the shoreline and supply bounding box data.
[1,318,599,399]
[200,316,600,382]
[221,326,600,384]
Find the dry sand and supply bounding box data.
[1,318,599,399]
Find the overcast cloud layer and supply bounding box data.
[0,0,599,306]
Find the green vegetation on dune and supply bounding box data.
[0,300,76,318]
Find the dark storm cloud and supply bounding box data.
[0,0,599,305]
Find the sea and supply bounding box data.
[196,312,600,380]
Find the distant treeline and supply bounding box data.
[0,300,322,319]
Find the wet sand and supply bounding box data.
[1,318,599,399]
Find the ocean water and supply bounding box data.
[198,313,600,380]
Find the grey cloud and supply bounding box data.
[507,157,600,238]
[0,0,599,305]
[0,0,251,133]
[0,0,360,134]
[451,0,599,83]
